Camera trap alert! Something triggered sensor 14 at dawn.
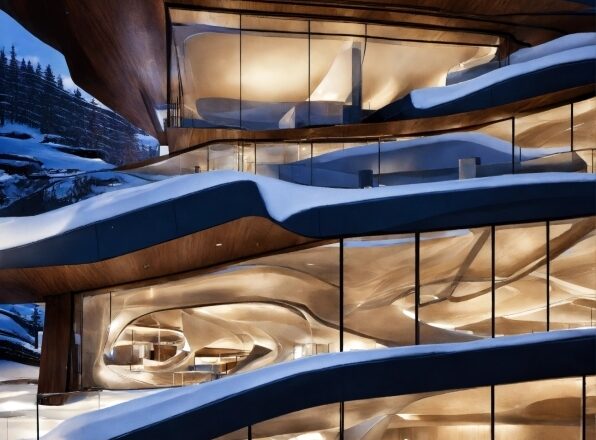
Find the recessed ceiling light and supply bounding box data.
[306,263,315,266]
[216,243,223,247]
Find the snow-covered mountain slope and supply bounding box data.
[0,126,114,173]
[0,124,154,212]
[0,304,43,365]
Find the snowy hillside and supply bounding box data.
[0,124,159,214]
[0,304,43,365]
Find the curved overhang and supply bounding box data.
[1,0,594,139]
[41,329,596,440]
[1,172,594,270]
[366,57,596,122]
[0,172,593,300]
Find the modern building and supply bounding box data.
[0,1,594,439]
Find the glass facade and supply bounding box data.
[168,8,498,129]
[420,228,492,343]
[343,234,416,348]
[215,376,593,439]
[82,242,340,389]
[128,95,595,192]
[495,222,547,336]
[79,217,595,390]
[549,217,596,330]
[495,377,583,439]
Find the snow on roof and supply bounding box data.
[510,32,596,65]
[42,329,596,440]
[411,36,596,109]
[0,171,593,251]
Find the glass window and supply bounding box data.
[310,20,366,36]
[309,33,365,126]
[276,141,312,185]
[311,141,378,188]
[209,143,239,171]
[255,142,311,184]
[573,97,596,150]
[180,148,208,174]
[345,387,491,439]
[420,228,492,343]
[241,18,309,130]
[252,403,340,439]
[241,142,256,174]
[495,377,582,439]
[169,8,498,130]
[362,39,484,112]
[82,242,339,389]
[549,217,596,330]
[495,222,547,336]
[588,376,596,439]
[133,155,182,176]
[172,11,241,128]
[514,105,573,173]
[82,291,110,389]
[343,234,416,349]
[367,24,500,46]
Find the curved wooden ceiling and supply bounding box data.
[0,0,593,139]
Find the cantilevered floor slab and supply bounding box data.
[0,172,594,299]
[41,329,596,440]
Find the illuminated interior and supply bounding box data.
[214,376,594,440]
[81,217,595,390]
[169,9,498,129]
[135,97,595,187]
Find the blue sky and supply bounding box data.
[0,9,95,102]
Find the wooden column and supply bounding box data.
[38,293,73,405]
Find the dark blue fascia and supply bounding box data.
[0,178,594,269]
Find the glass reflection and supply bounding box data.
[419,228,492,343]
[81,216,594,390]
[495,377,582,440]
[495,222,547,336]
[241,17,309,130]
[588,376,596,439]
[549,217,596,330]
[343,234,416,348]
[169,8,496,129]
[82,242,340,389]
[345,387,491,439]
[252,403,340,439]
[573,97,596,150]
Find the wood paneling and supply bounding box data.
[0,217,314,301]
[1,0,592,139]
[38,293,73,405]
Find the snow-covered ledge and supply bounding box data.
[1,171,594,252]
[42,329,596,440]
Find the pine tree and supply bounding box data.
[7,46,18,122]
[23,60,35,126]
[40,64,56,133]
[86,98,100,149]
[17,58,28,124]
[31,304,42,348]
[0,48,7,125]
